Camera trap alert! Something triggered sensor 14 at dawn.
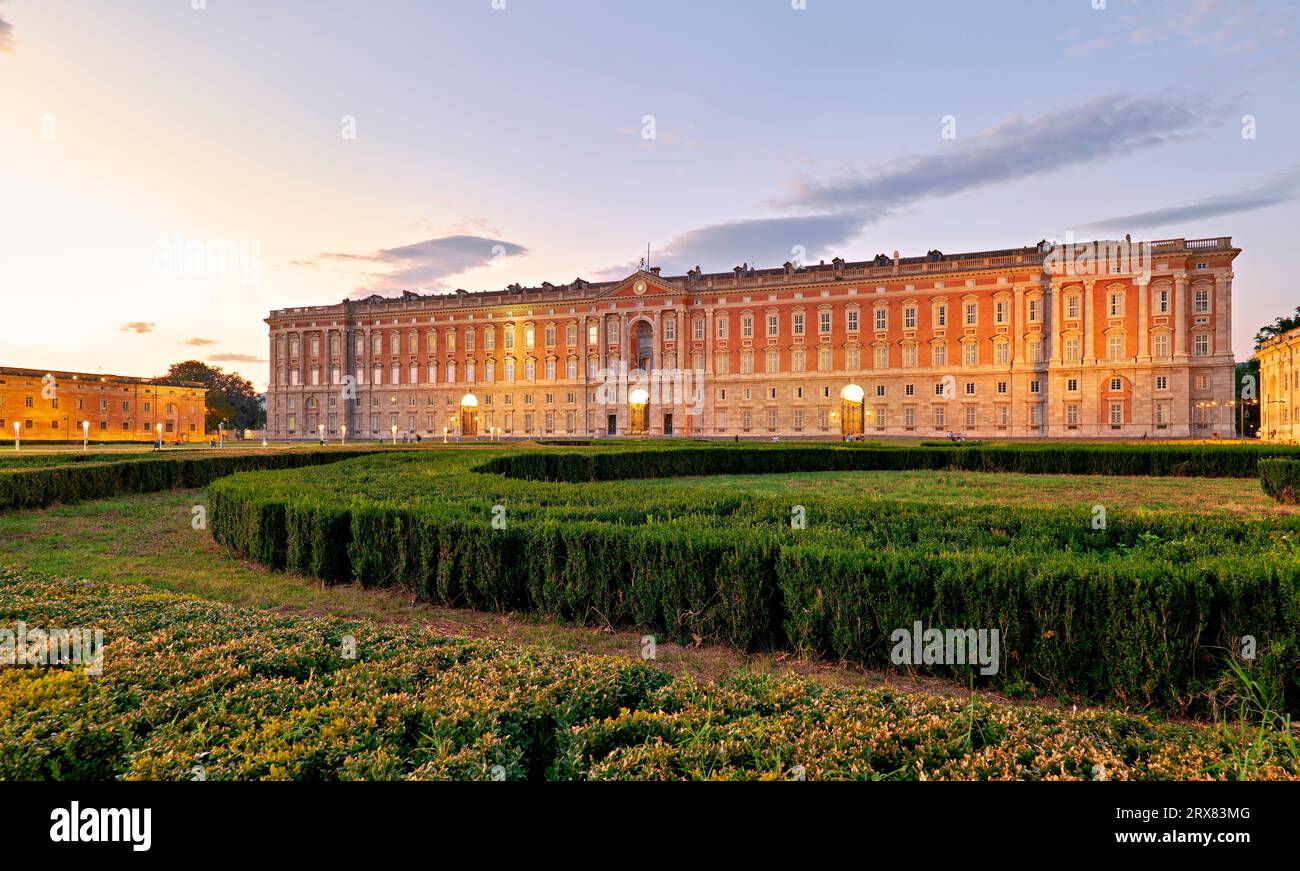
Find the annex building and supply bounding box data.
[265,236,1238,441]
[1255,324,1300,443]
[0,367,208,443]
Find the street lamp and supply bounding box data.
[318,423,325,446]
[82,420,89,451]
[340,424,347,446]
[155,422,163,451]
[442,426,448,444]
[391,424,397,445]
[12,421,19,451]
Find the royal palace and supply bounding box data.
[266,236,1239,441]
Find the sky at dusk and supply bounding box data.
[2,0,1299,391]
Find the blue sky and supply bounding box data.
[1,0,1298,386]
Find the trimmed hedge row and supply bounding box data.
[5,570,1296,780]
[1260,458,1300,504]
[0,450,382,512]
[208,450,1300,714]
[477,442,1300,483]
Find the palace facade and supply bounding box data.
[1256,324,1300,443]
[0,367,208,443]
[265,236,1239,441]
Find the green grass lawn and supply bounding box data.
[627,468,1293,515]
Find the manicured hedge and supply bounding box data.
[1260,458,1300,504]
[478,442,1300,483]
[208,449,1300,714]
[4,570,1295,780]
[0,450,382,512]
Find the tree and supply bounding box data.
[161,361,265,432]
[1254,305,1300,349]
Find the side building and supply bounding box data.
[0,367,208,443]
[265,236,1238,441]
[1256,325,1300,443]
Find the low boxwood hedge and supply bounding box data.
[1260,458,1300,504]
[205,447,1300,715]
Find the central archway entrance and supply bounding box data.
[631,321,654,372]
[629,387,650,436]
[460,394,479,437]
[840,384,865,437]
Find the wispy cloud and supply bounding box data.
[776,93,1209,216]
[594,93,1212,277]
[307,234,528,295]
[207,353,264,363]
[0,2,14,55]
[120,322,156,334]
[1062,0,1298,57]
[1077,166,1300,231]
[182,337,218,347]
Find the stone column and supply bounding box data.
[1048,280,1062,364]
[1137,278,1150,360]
[1083,279,1096,363]
[1174,274,1188,357]
[1217,273,1233,359]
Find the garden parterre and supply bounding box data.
[1,569,1295,781]
[206,443,1300,714]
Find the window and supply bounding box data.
[1027,337,1042,363]
[934,406,946,428]
[791,348,805,372]
[740,350,754,374]
[544,324,556,348]
[587,323,598,345]
[391,334,400,354]
[1064,337,1080,363]
[766,314,778,337]
[1066,378,1079,393]
[741,315,754,339]
[1155,402,1168,425]
[964,406,976,428]
[1156,288,1170,314]
[819,312,832,334]
[1107,335,1125,360]
[545,358,556,380]
[963,302,977,326]
[905,383,915,397]
[664,319,675,341]
[504,326,516,351]
[525,359,536,381]
[1194,288,1210,314]
[1109,402,1123,426]
[1066,404,1080,426]
[902,343,917,368]
[1110,377,1123,392]
[962,342,977,367]
[1153,333,1171,358]
[1028,299,1040,323]
[1108,292,1124,317]
[1066,295,1080,320]
[1156,375,1168,391]
[904,306,917,329]
[994,300,1009,325]
[874,308,886,331]
[1029,379,1040,394]
[965,382,976,396]
[793,409,804,430]
[766,348,780,373]
[996,381,1008,395]
[524,325,535,350]
[716,318,728,339]
[818,348,832,371]
[873,345,888,369]
[936,305,947,327]
[904,406,916,428]
[994,341,1009,365]
[693,319,704,341]
[933,342,947,367]
[1194,333,1210,356]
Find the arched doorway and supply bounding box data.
[460,394,479,437]
[629,387,650,436]
[631,321,654,372]
[840,384,865,437]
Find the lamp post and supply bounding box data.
[340,424,347,446]
[318,423,325,446]
[391,424,397,445]
[12,421,19,451]
[82,420,89,451]
[155,422,163,451]
[219,420,226,448]
[442,426,447,444]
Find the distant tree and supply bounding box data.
[161,361,265,431]
[1255,305,1300,349]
